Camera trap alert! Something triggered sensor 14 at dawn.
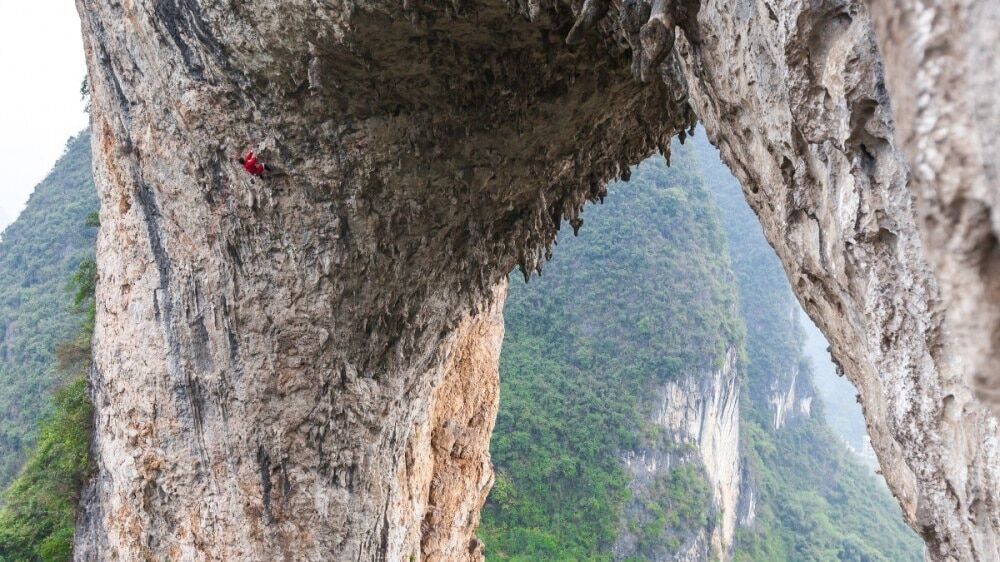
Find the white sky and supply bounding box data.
[0,1,89,226]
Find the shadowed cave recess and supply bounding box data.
[74,0,998,560]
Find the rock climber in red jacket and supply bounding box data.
[239,150,270,177]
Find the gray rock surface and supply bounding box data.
[866,0,1000,420]
[680,0,998,557]
[74,0,997,560]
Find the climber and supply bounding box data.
[238,150,271,177]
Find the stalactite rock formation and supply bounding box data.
[74,0,997,560]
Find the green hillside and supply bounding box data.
[0,132,98,486]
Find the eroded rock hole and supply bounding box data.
[480,137,919,560]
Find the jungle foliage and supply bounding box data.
[0,251,95,561]
[0,132,97,486]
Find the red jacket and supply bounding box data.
[242,151,265,176]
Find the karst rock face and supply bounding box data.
[74,0,997,560]
[865,0,1000,419]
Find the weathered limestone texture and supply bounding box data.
[74,1,691,560]
[404,282,505,562]
[864,0,1000,419]
[768,361,813,430]
[74,0,997,560]
[678,0,999,558]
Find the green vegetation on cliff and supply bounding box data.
[735,417,920,562]
[0,244,96,562]
[480,150,741,560]
[0,132,98,487]
[0,131,97,560]
[0,379,93,562]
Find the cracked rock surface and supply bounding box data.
[74,0,997,560]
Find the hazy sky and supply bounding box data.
[0,2,89,225]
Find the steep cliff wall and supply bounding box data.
[866,0,1000,419]
[616,348,741,561]
[402,283,505,562]
[75,0,997,560]
[677,0,999,557]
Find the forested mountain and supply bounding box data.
[481,137,922,561]
[0,132,97,486]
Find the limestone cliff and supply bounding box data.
[75,0,997,560]
[767,367,813,431]
[684,0,1000,554]
[616,348,742,561]
[866,0,1000,420]
[702,131,924,561]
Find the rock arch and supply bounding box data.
[74,0,997,560]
